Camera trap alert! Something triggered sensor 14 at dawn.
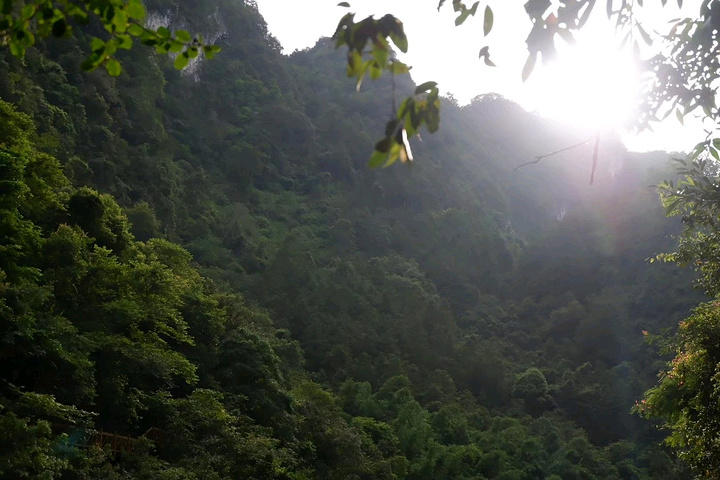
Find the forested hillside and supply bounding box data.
[0,1,706,478]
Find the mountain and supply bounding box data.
[0,1,702,478]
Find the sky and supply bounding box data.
[255,0,706,153]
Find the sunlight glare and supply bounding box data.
[524,33,640,132]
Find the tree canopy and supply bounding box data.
[2,0,720,478]
[634,156,720,474]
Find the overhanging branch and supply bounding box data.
[513,136,595,172]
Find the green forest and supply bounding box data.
[3,0,720,478]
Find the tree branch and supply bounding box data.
[589,133,600,185]
[513,136,594,172]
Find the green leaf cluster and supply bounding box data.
[0,0,220,76]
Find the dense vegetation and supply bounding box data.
[0,0,712,478]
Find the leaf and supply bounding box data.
[117,34,132,50]
[415,81,438,94]
[127,23,144,36]
[91,37,105,53]
[606,0,613,18]
[369,61,382,80]
[105,58,122,76]
[20,4,34,20]
[620,30,631,48]
[9,41,24,57]
[72,10,89,25]
[632,40,641,64]
[81,53,99,70]
[525,0,551,19]
[388,60,410,74]
[338,1,350,6]
[127,2,146,20]
[522,53,536,82]
[455,10,470,26]
[676,108,684,125]
[346,50,362,77]
[155,41,169,54]
[389,31,408,53]
[479,46,495,66]
[175,30,192,43]
[169,40,185,53]
[174,51,189,69]
[376,135,392,153]
[104,4,117,23]
[371,44,390,69]
[157,26,171,39]
[383,143,401,167]
[483,6,493,36]
[636,23,652,45]
[578,0,595,28]
[557,28,575,44]
[369,145,389,168]
[203,44,221,59]
[690,142,705,160]
[710,147,719,161]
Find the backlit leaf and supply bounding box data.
[522,53,536,82]
[106,58,121,76]
[636,23,652,45]
[175,30,192,43]
[369,147,388,168]
[127,2,146,20]
[415,81,438,94]
[483,6,493,36]
[174,52,189,69]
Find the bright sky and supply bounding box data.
[256,0,706,153]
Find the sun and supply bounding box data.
[524,32,640,132]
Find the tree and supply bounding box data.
[0,0,220,76]
[512,367,554,417]
[635,158,720,476]
[636,302,720,476]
